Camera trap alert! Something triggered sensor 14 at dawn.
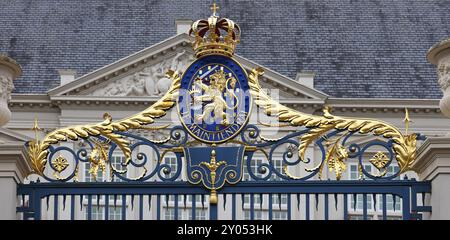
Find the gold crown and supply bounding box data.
[189,2,241,58]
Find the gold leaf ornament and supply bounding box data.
[370,152,390,170]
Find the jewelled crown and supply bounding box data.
[189,2,241,58]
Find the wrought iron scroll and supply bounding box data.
[247,68,424,179]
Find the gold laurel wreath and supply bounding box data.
[27,70,181,176]
[248,68,417,179]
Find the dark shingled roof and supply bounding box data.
[1,0,450,99]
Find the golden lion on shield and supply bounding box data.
[191,69,238,125]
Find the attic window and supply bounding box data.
[58,69,77,86]
[296,71,315,88]
[175,19,193,35]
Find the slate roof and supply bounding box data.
[1,0,450,99]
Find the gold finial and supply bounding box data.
[211,1,220,16]
[403,108,412,135]
[32,117,42,142]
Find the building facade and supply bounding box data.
[1,0,450,220]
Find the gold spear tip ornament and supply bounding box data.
[403,108,412,135]
[31,117,42,143]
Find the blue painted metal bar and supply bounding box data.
[210,203,218,220]
[87,195,92,220]
[363,194,368,220]
[105,194,109,220]
[33,193,41,220]
[343,194,348,220]
[16,180,432,195]
[54,195,58,220]
[324,194,328,220]
[268,193,273,220]
[174,195,179,220]
[231,193,236,220]
[250,194,254,220]
[157,195,161,220]
[411,186,432,213]
[287,194,291,220]
[382,194,387,220]
[402,189,411,220]
[305,194,310,220]
[139,195,143,220]
[121,194,126,220]
[191,194,196,220]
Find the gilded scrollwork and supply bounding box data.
[248,67,419,176]
[27,70,181,176]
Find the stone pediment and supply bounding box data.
[86,50,194,97]
[0,128,30,144]
[48,34,327,100]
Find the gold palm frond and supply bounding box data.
[248,68,417,175]
[27,70,181,176]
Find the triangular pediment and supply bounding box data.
[0,128,31,144]
[48,34,328,101]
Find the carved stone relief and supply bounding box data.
[0,76,14,101]
[90,51,194,97]
[438,61,450,91]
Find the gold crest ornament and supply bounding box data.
[189,2,240,58]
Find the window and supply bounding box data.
[111,156,127,182]
[272,194,288,206]
[243,157,283,181]
[164,156,179,179]
[272,211,288,220]
[243,158,263,181]
[270,159,283,181]
[84,205,122,220]
[84,162,104,182]
[349,164,373,211]
[348,163,403,220]
[164,208,181,220]
[83,155,126,182]
[108,207,123,220]
[243,210,263,220]
[381,166,401,212]
[243,194,262,205]
[190,209,207,220]
[164,208,207,220]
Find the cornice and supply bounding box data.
[0,141,31,183]
[8,93,443,115]
[412,137,450,180]
[326,98,441,114]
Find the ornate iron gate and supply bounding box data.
[17,3,432,220]
[17,125,431,220]
[17,180,431,220]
